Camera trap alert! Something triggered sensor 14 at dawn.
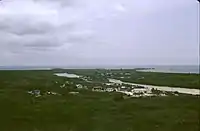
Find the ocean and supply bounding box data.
[137,65,199,74]
[0,65,199,74]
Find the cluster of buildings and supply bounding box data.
[28,78,169,98]
[27,90,60,97]
[92,86,114,92]
[92,83,168,97]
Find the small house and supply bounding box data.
[132,88,148,94]
[92,86,105,92]
[76,84,83,89]
[105,88,114,92]
[27,90,41,97]
[69,92,79,95]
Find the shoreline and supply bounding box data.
[136,69,199,74]
[108,79,200,95]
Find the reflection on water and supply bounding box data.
[54,73,80,78]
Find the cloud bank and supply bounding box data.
[0,0,199,66]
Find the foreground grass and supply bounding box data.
[0,70,199,131]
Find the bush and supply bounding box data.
[113,93,124,101]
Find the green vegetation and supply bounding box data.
[0,70,199,131]
[113,71,200,89]
[58,69,200,89]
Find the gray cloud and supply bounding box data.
[0,17,55,35]
[0,3,94,52]
[34,0,74,6]
[0,0,198,66]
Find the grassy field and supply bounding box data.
[0,70,199,131]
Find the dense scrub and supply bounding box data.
[0,70,199,131]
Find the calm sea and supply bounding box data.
[0,65,199,74]
[137,65,199,74]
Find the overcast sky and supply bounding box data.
[0,0,199,66]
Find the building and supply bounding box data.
[105,88,114,92]
[105,83,114,86]
[132,88,150,94]
[69,92,79,95]
[27,90,41,97]
[76,84,83,89]
[92,86,105,92]
[60,84,66,88]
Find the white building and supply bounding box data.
[60,84,66,88]
[92,86,105,92]
[76,84,83,89]
[105,88,114,92]
[132,88,151,94]
[121,86,126,89]
[69,92,79,95]
[105,83,114,86]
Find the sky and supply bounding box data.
[0,0,199,66]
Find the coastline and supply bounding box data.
[108,78,200,95]
[136,66,199,74]
[136,69,199,74]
